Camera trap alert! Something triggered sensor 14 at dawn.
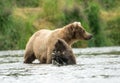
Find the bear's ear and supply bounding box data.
[55,39,67,52]
[73,22,81,27]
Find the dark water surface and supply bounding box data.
[0,47,120,83]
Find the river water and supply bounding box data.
[0,47,120,83]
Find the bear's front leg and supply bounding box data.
[46,48,53,64]
[24,51,36,63]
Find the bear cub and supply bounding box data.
[52,39,76,66]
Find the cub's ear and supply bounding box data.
[55,39,67,52]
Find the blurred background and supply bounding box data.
[0,0,120,50]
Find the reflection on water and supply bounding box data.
[0,47,120,83]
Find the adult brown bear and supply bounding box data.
[24,22,92,64]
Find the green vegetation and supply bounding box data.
[15,0,40,7]
[0,0,120,50]
[87,3,107,47]
[0,0,36,50]
[106,17,120,46]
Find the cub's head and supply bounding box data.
[52,39,76,66]
[65,22,92,40]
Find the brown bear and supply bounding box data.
[52,39,76,66]
[24,22,92,64]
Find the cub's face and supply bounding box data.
[69,22,93,40]
[52,39,76,66]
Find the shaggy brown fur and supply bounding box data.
[24,22,92,64]
[52,39,76,66]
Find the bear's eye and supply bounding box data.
[82,30,85,33]
[80,29,85,33]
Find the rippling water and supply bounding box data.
[0,47,120,83]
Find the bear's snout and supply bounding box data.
[87,34,93,40]
[84,32,93,40]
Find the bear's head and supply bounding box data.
[65,22,93,40]
[52,39,76,66]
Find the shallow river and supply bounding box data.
[0,47,120,83]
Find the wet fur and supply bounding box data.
[52,39,76,66]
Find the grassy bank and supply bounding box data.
[0,0,120,50]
